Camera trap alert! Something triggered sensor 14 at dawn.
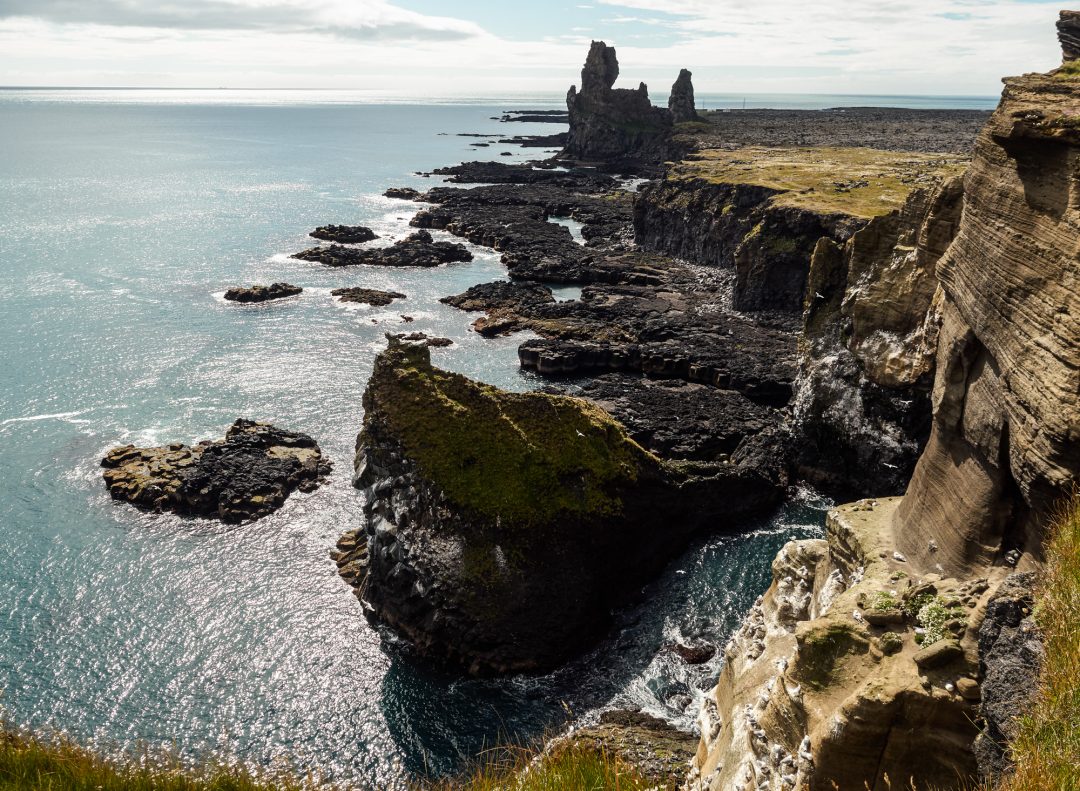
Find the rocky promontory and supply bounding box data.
[102,419,331,522]
[223,282,302,303]
[345,339,781,675]
[292,231,472,268]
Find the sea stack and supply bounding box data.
[562,41,674,163]
[668,68,699,123]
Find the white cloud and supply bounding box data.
[0,0,1065,95]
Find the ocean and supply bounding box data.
[0,88,862,788]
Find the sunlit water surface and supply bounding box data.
[0,90,831,789]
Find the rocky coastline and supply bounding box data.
[96,23,1078,791]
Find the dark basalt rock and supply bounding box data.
[101,419,332,523]
[500,110,570,124]
[331,287,406,306]
[429,160,618,189]
[223,282,302,303]
[556,374,778,463]
[440,281,556,336]
[668,68,699,124]
[292,231,472,268]
[385,331,453,348]
[562,41,675,163]
[383,187,422,200]
[345,341,781,675]
[668,641,717,665]
[310,224,377,244]
[975,573,1044,780]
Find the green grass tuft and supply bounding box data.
[362,343,661,529]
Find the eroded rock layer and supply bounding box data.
[895,70,1080,576]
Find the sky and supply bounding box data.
[0,0,1067,96]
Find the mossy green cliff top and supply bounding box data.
[360,341,663,528]
[668,146,966,219]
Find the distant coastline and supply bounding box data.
[0,86,1001,110]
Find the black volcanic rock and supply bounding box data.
[223,282,302,303]
[331,287,406,306]
[383,187,422,200]
[668,68,699,123]
[310,224,377,243]
[345,341,781,675]
[102,419,332,523]
[562,41,674,163]
[292,231,472,268]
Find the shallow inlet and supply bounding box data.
[0,92,828,789]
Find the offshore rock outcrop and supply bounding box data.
[346,340,781,675]
[223,282,302,303]
[331,287,406,306]
[894,68,1080,576]
[1058,9,1080,60]
[309,224,377,244]
[792,175,965,497]
[292,231,472,268]
[562,41,676,164]
[102,419,331,522]
[669,69,699,124]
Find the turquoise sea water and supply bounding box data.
[0,90,838,788]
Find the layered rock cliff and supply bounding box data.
[692,35,1080,790]
[894,69,1080,576]
[347,339,779,675]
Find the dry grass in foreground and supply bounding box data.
[0,731,310,791]
[993,495,1080,791]
[417,742,664,791]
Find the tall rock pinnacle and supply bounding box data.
[668,68,699,123]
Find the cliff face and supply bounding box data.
[690,500,995,791]
[693,48,1080,791]
[634,147,964,314]
[793,176,964,496]
[348,340,779,675]
[894,71,1080,576]
[562,41,677,163]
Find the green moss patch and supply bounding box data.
[668,146,966,219]
[362,343,662,529]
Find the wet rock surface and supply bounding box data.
[331,287,406,306]
[309,224,377,243]
[102,419,331,522]
[223,282,302,303]
[292,230,472,268]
